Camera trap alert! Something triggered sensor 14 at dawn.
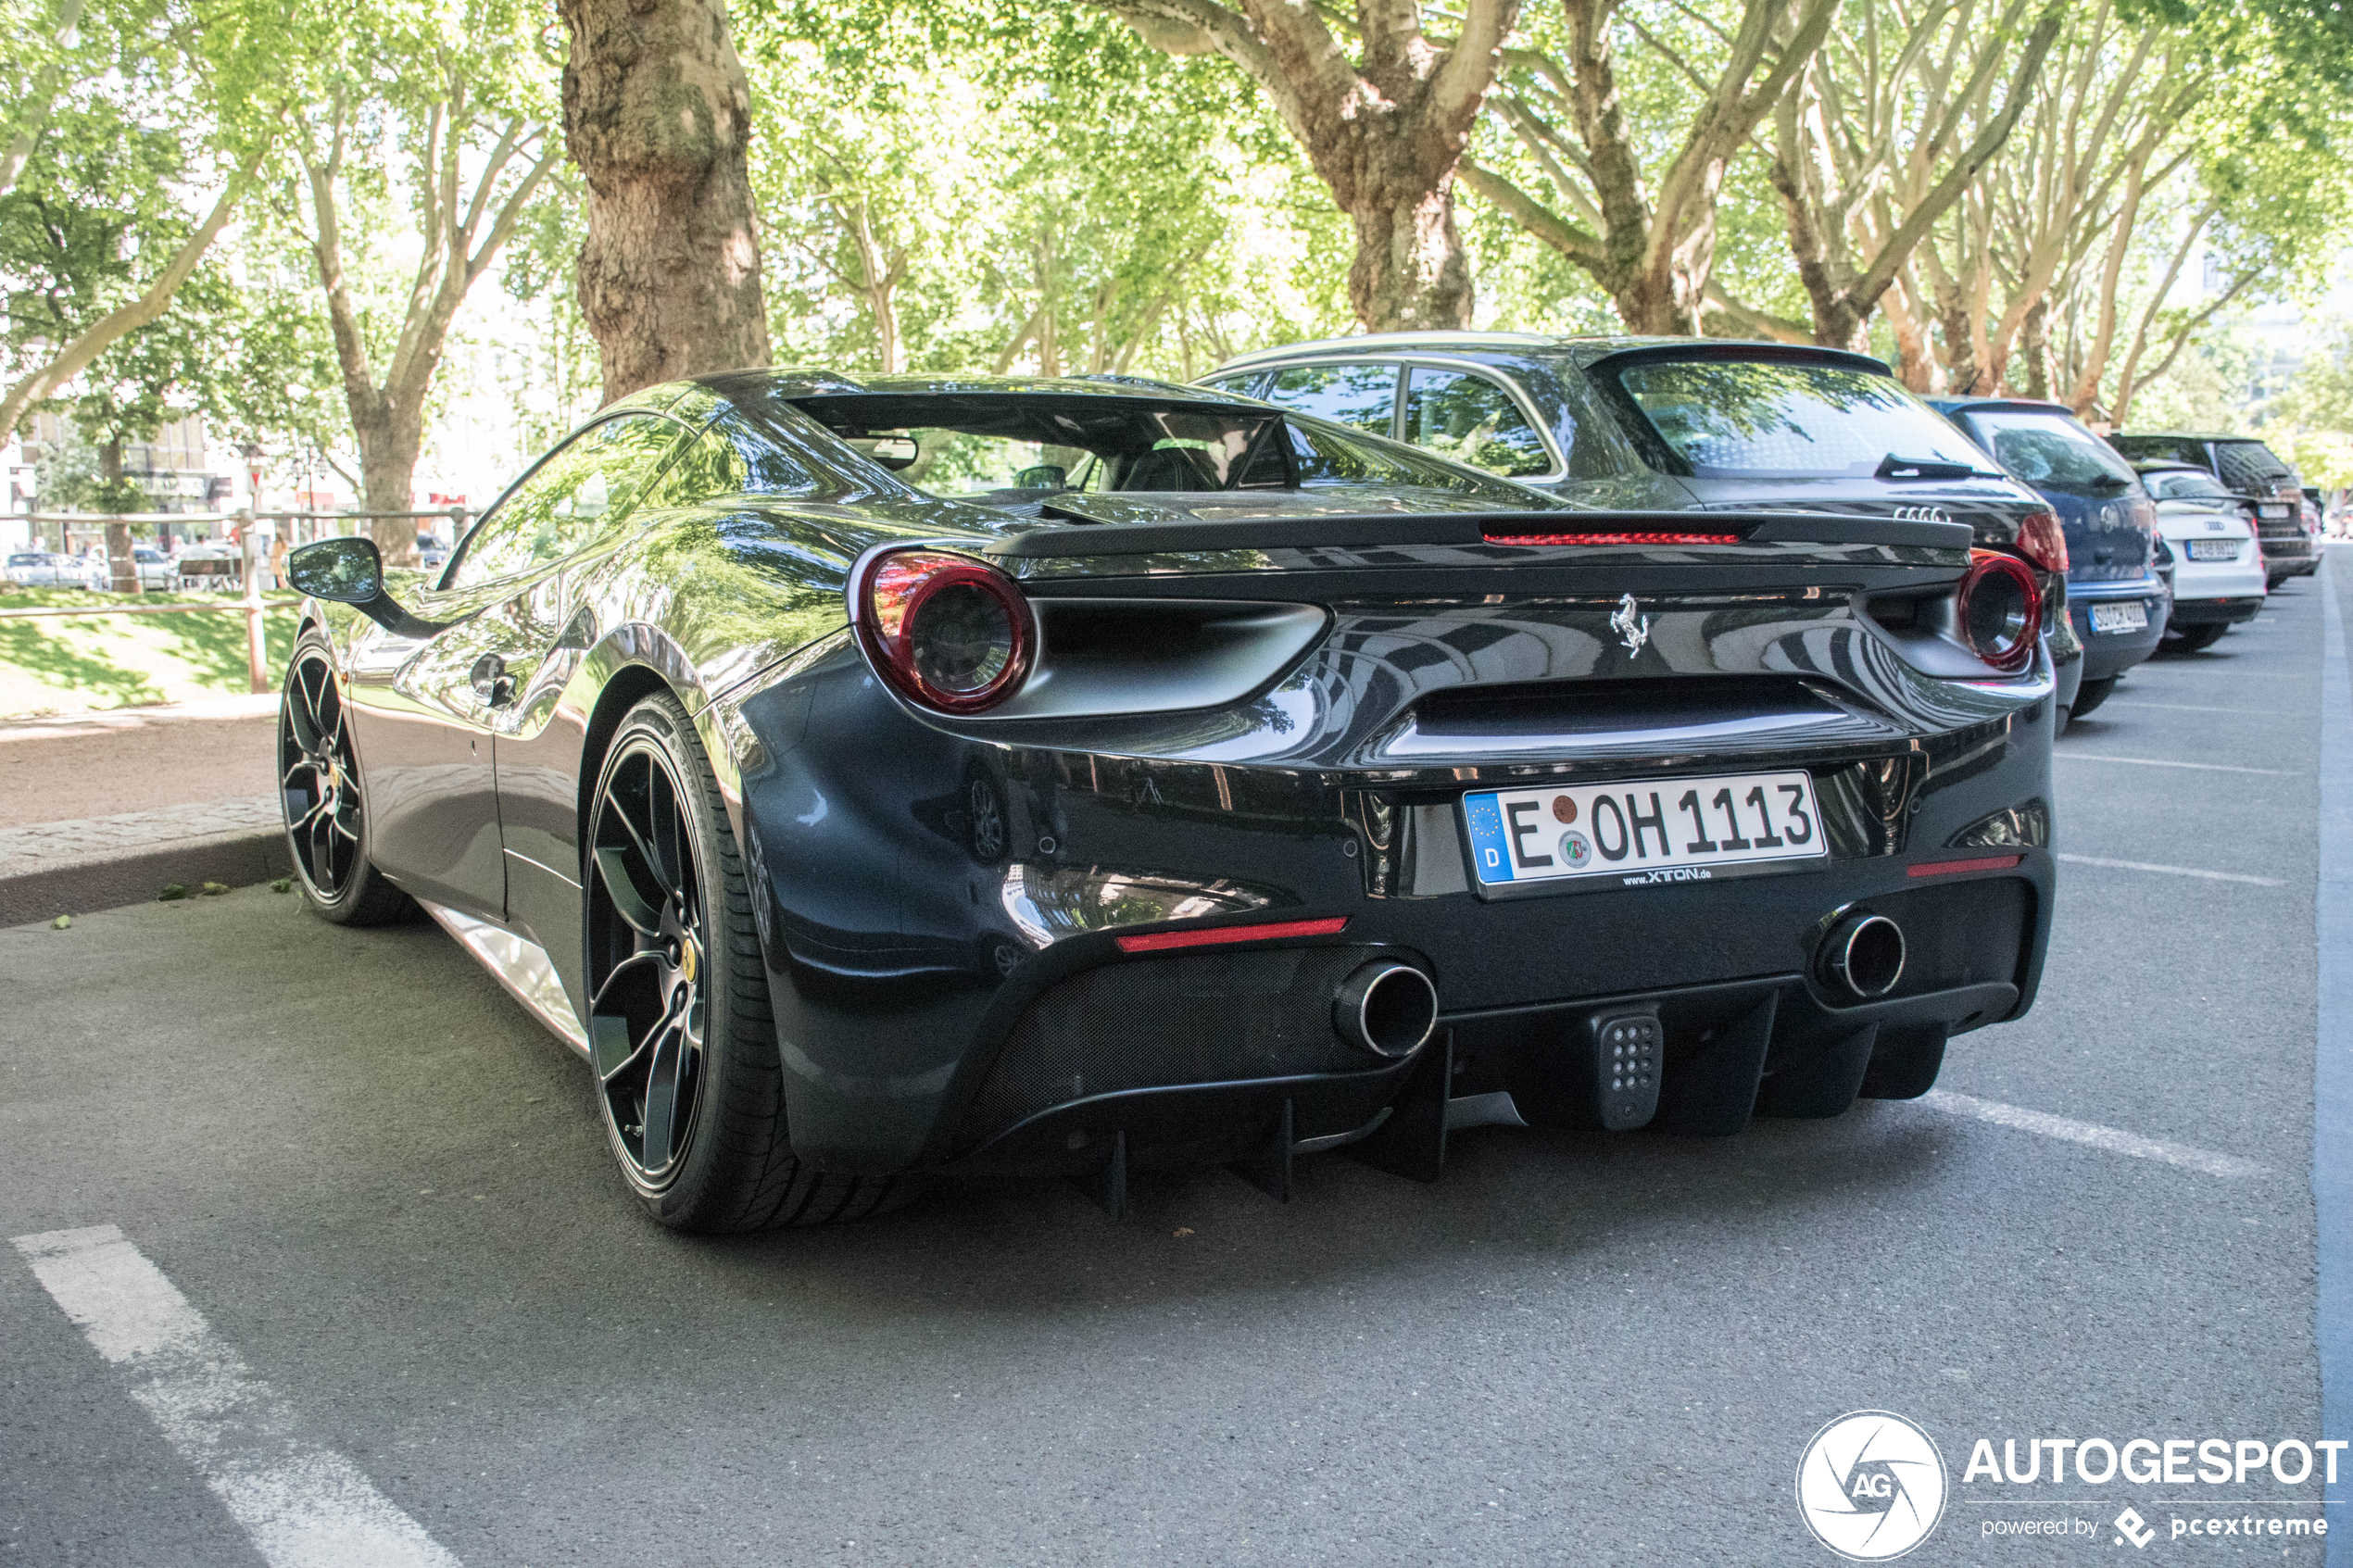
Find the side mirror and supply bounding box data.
[285,535,446,637]
[285,536,383,603]
[1013,464,1067,491]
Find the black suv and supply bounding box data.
[2105,432,2312,586]
[1202,332,2088,717]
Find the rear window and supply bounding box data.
[2108,435,2209,468]
[1602,358,1987,479]
[2214,441,2293,492]
[2144,470,2233,502]
[1961,409,2138,495]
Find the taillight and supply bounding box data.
[852,546,1033,713]
[2016,509,2069,572]
[1957,550,2041,673]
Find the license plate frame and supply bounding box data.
[1460,770,1829,897]
[2089,600,2149,634]
[2186,540,2239,562]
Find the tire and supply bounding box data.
[2162,622,2228,653]
[582,691,907,1232]
[280,631,414,926]
[2068,675,2117,720]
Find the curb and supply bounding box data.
[0,829,289,927]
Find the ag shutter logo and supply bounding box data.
[1796,1411,1949,1561]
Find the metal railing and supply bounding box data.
[2,508,472,694]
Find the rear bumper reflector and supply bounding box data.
[1114,916,1351,954]
[1906,854,2025,879]
[1484,531,1743,546]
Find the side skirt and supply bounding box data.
[417,898,590,1057]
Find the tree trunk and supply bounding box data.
[1348,178,1475,331]
[559,0,772,404]
[348,396,422,564]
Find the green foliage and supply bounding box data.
[741,0,1351,380]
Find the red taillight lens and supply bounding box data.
[853,547,1032,713]
[1957,549,2041,673]
[2016,508,2069,572]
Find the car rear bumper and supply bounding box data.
[735,662,2057,1177]
[2066,580,2166,681]
[2167,595,2265,626]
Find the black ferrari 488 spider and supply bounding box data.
[282,370,2055,1231]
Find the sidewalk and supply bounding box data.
[0,693,287,925]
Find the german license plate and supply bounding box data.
[2089,601,2149,633]
[2186,540,2238,561]
[1461,771,1827,890]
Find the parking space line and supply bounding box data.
[2056,852,2285,886]
[2053,754,2292,775]
[10,1223,463,1568]
[1920,1091,2272,1180]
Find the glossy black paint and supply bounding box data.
[300,370,2057,1186]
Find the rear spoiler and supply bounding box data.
[987,509,1973,559]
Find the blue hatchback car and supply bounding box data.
[1925,398,2164,722]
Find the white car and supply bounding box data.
[2137,462,2265,652]
[85,546,176,591]
[5,550,82,586]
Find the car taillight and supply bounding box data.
[1957,549,2041,673]
[2016,508,2068,572]
[852,546,1033,713]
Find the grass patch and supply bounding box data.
[0,586,304,716]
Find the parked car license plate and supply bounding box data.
[2186,540,2239,561]
[2089,601,2149,633]
[1461,771,1826,890]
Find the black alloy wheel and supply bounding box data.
[582,693,910,1230]
[585,735,711,1189]
[279,633,410,925]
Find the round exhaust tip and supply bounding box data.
[1821,913,1906,998]
[1333,961,1439,1060]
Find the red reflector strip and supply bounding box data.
[1906,854,2025,879]
[1114,916,1350,954]
[1483,532,1743,546]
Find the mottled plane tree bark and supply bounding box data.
[1080,0,1521,332]
[558,0,772,401]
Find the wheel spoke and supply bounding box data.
[592,847,666,936]
[589,949,664,1016]
[636,1015,689,1170]
[308,814,334,890]
[285,668,325,753]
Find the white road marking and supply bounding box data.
[1921,1091,2271,1180]
[11,1224,463,1568]
[2057,852,2286,886]
[2052,753,2291,775]
[2100,700,2290,716]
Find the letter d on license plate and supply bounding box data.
[1461,770,1827,891]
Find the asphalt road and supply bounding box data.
[2,565,2342,1567]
